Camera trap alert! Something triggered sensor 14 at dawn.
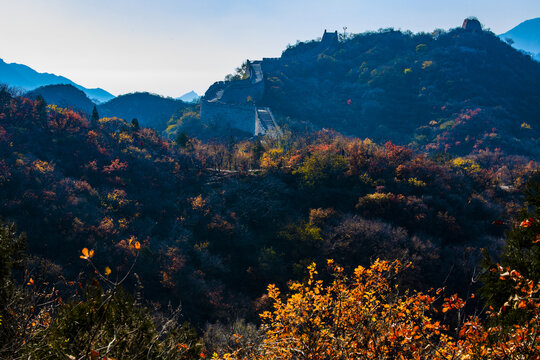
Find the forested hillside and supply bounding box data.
[0,74,537,358]
[98,92,190,132]
[1,23,540,358]
[256,26,540,158]
[26,84,96,114]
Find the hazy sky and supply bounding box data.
[1,0,538,97]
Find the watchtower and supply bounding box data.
[321,30,339,46]
[462,17,482,32]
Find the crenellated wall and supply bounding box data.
[200,54,288,136]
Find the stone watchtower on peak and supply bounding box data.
[462,17,482,32]
[321,30,339,46]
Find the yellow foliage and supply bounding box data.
[451,157,481,174]
[117,132,133,144]
[422,60,433,69]
[407,177,426,187]
[215,260,540,359]
[260,148,284,170]
[33,160,55,174]
[190,194,207,211]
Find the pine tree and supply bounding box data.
[175,131,190,148]
[34,95,47,122]
[91,105,99,122]
[130,118,139,131]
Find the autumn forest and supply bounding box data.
[1,17,540,360]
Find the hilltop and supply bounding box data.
[26,84,96,114]
[198,21,540,158]
[98,92,190,131]
[177,90,201,103]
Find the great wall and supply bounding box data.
[200,30,341,137]
[200,60,282,137]
[199,18,486,138]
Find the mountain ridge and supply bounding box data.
[177,90,200,103]
[0,58,115,103]
[499,17,540,60]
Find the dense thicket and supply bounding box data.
[0,84,539,358]
[0,86,536,326]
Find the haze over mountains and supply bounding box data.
[1,17,539,158]
[499,17,540,60]
[0,58,115,103]
[177,90,200,103]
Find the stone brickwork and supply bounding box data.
[200,101,256,134]
[201,60,269,136]
[201,34,340,136]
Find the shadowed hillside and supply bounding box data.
[26,84,96,114]
[247,24,540,158]
[98,92,190,131]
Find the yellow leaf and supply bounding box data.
[104,266,112,276]
[134,241,141,250]
[80,248,89,259]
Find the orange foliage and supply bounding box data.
[102,159,128,174]
[214,259,540,359]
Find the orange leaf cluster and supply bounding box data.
[80,248,94,260]
[214,259,540,359]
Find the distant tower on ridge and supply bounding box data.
[462,17,482,32]
[321,30,339,46]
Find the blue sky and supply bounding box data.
[1,0,539,97]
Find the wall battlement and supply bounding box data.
[201,31,331,137]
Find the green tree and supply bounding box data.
[251,139,264,166]
[0,222,28,358]
[175,130,190,148]
[91,105,99,122]
[131,118,140,131]
[481,170,540,324]
[34,95,47,122]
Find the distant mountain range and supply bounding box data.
[499,18,540,60]
[0,58,115,103]
[177,90,200,103]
